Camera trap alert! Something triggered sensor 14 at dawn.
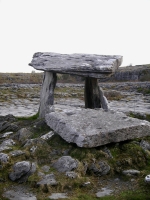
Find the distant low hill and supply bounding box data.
[108,64,150,82]
[1,64,150,84]
[0,72,44,84]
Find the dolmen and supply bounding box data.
[29,52,150,147]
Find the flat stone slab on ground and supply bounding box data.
[45,105,150,147]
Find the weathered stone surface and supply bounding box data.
[52,156,78,172]
[0,153,9,163]
[3,185,37,200]
[0,139,15,152]
[99,87,109,111]
[45,105,150,147]
[65,171,78,179]
[0,131,13,138]
[29,52,123,78]
[12,128,33,144]
[122,169,140,176]
[9,150,25,157]
[88,161,110,176]
[84,77,101,108]
[9,161,36,183]
[39,71,57,118]
[37,173,57,186]
[40,131,54,140]
[48,193,68,199]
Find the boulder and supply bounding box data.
[45,105,150,147]
[9,161,36,183]
[52,156,78,173]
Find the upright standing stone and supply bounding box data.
[84,77,101,108]
[39,72,57,118]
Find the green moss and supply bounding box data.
[128,112,150,122]
[16,112,39,120]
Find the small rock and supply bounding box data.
[0,131,13,138]
[9,161,36,183]
[12,128,33,144]
[96,188,114,197]
[52,156,78,173]
[140,140,150,151]
[30,146,37,153]
[3,185,37,200]
[40,131,54,140]
[65,171,77,179]
[41,165,50,172]
[48,193,68,199]
[122,169,140,176]
[88,161,110,176]
[37,174,57,186]
[0,153,9,163]
[24,138,47,148]
[2,139,15,146]
[9,150,25,157]
[82,182,91,187]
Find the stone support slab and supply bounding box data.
[39,72,57,118]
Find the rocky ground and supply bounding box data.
[0,81,150,200]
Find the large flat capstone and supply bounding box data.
[29,52,123,78]
[45,105,150,148]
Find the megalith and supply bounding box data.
[29,52,123,118]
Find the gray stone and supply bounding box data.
[52,156,78,173]
[9,150,25,157]
[9,161,36,183]
[40,131,54,140]
[29,52,123,78]
[88,161,110,176]
[39,72,57,118]
[0,153,9,163]
[96,188,114,197]
[12,128,33,144]
[37,173,57,186]
[3,185,37,200]
[140,140,150,151]
[23,138,47,148]
[122,169,140,176]
[65,171,78,179]
[1,139,15,146]
[48,193,68,199]
[41,165,50,172]
[0,139,15,152]
[99,87,109,111]
[0,131,13,138]
[45,105,150,147]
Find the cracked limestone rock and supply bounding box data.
[9,161,36,183]
[52,156,78,173]
[45,105,150,147]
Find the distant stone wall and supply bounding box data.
[101,64,150,82]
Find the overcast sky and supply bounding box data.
[0,0,150,73]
